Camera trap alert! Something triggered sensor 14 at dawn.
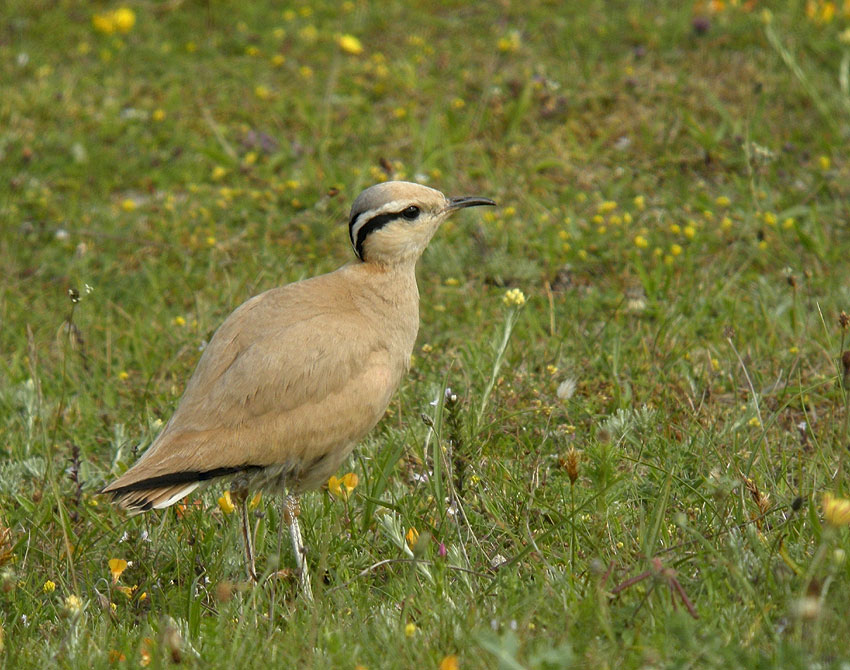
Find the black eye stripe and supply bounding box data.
[351,206,423,260]
[354,212,399,260]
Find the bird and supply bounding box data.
[102,180,496,599]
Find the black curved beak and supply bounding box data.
[448,196,497,211]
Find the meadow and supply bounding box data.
[2,0,850,667]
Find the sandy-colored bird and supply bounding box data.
[102,180,495,598]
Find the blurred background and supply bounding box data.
[2,1,850,668]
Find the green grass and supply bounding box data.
[2,0,850,667]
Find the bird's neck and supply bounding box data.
[340,260,417,330]
[349,259,420,308]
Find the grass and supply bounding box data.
[2,0,850,667]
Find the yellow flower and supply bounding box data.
[823,492,850,527]
[254,85,271,100]
[108,558,128,584]
[271,54,285,67]
[328,473,358,500]
[763,211,777,226]
[404,622,417,637]
[819,1,837,22]
[217,490,235,515]
[112,8,136,34]
[715,195,731,207]
[118,371,129,381]
[152,108,166,122]
[338,34,364,55]
[634,235,649,249]
[116,584,136,598]
[439,655,460,670]
[818,155,831,170]
[405,527,419,549]
[173,316,186,327]
[497,30,521,52]
[342,472,359,492]
[597,200,618,214]
[43,580,56,593]
[683,224,696,239]
[92,13,116,35]
[670,243,683,256]
[720,216,733,230]
[633,195,646,210]
[249,491,262,509]
[748,416,761,428]
[782,217,795,229]
[502,288,526,307]
[121,199,137,212]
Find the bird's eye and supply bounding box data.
[401,206,420,220]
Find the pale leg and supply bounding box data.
[240,495,258,582]
[282,494,313,601]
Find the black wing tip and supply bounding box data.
[101,465,261,497]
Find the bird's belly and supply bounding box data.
[240,351,402,492]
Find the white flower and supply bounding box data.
[556,378,577,401]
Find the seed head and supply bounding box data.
[561,446,581,485]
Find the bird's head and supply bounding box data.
[348,181,496,266]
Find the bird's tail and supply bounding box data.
[104,482,201,513]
